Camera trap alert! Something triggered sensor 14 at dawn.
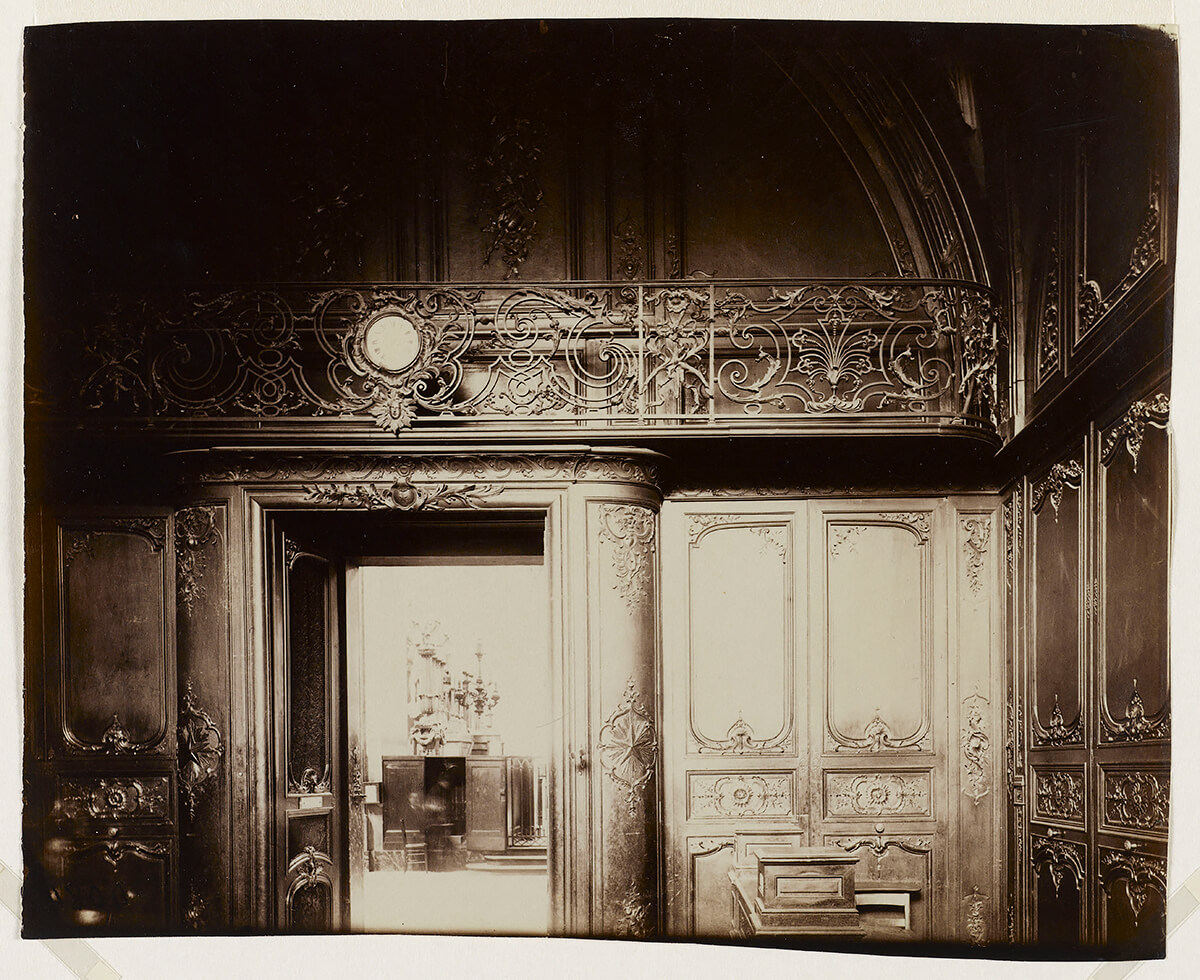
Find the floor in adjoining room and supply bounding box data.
[361,870,549,936]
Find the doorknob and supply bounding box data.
[573,749,589,772]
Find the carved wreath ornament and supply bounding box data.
[597,679,657,816]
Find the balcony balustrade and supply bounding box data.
[75,279,1006,441]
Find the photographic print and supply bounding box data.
[19,15,1176,960]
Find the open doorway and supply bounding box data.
[347,557,552,934]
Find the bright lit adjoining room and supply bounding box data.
[350,557,552,935]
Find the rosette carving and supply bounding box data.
[597,678,657,817]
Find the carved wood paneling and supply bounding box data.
[56,837,175,932]
[1098,846,1167,952]
[1098,395,1170,742]
[55,776,171,824]
[825,516,932,753]
[1029,458,1084,747]
[1032,768,1085,826]
[687,771,794,820]
[687,519,793,754]
[1100,768,1169,836]
[686,837,736,936]
[823,770,931,819]
[284,549,332,795]
[56,517,174,756]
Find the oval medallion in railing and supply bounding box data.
[76,279,1007,440]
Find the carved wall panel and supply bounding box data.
[1098,396,1170,742]
[1029,457,1084,746]
[687,520,792,754]
[1030,833,1085,946]
[55,838,175,933]
[1098,847,1167,955]
[285,550,333,795]
[687,771,794,820]
[56,518,174,755]
[1032,768,1085,826]
[825,516,932,753]
[823,770,932,819]
[55,775,171,824]
[824,830,934,939]
[685,837,736,936]
[1100,768,1169,837]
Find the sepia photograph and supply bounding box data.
[11,3,1184,972]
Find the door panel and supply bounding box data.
[465,757,507,852]
[274,530,343,932]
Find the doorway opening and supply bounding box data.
[270,511,554,935]
[350,558,552,935]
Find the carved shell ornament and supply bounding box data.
[597,679,657,816]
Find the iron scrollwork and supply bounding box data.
[78,279,1005,437]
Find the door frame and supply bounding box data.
[245,485,571,933]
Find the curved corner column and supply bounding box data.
[564,475,662,938]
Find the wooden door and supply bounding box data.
[465,757,507,852]
[273,529,344,932]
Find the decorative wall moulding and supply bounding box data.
[1101,393,1170,472]
[960,517,991,597]
[305,478,502,512]
[694,713,793,756]
[615,882,653,939]
[472,114,544,279]
[598,504,657,611]
[688,771,794,820]
[186,451,661,491]
[61,518,168,567]
[178,681,224,821]
[962,885,989,945]
[1033,768,1085,824]
[824,770,932,818]
[686,515,789,562]
[829,709,933,754]
[75,279,1005,439]
[1101,679,1170,743]
[175,505,221,614]
[1102,769,1169,834]
[1099,847,1167,929]
[1035,694,1084,747]
[1035,234,1061,386]
[1030,460,1083,517]
[961,693,991,806]
[1078,171,1165,340]
[597,678,657,817]
[1031,834,1085,893]
[827,827,932,880]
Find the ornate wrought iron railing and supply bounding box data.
[78,279,1006,438]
